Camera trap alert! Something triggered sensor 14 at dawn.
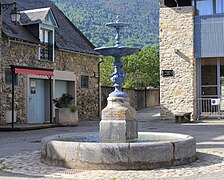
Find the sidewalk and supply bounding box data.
[0,124,57,131]
[0,106,224,180]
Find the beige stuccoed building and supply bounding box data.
[0,0,100,126]
[160,0,224,121]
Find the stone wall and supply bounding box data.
[0,0,3,124]
[101,86,160,110]
[55,50,99,120]
[160,6,196,120]
[0,38,99,124]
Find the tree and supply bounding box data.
[100,45,159,88]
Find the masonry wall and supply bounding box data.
[0,0,3,125]
[54,50,99,120]
[0,38,99,124]
[160,7,196,120]
[101,86,160,111]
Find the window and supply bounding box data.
[216,0,224,14]
[5,69,18,85]
[40,28,53,61]
[201,58,217,97]
[81,75,89,89]
[195,0,224,15]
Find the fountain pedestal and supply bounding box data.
[100,97,138,142]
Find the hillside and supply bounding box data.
[51,0,160,48]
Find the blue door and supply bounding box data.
[28,79,45,123]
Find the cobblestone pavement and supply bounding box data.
[0,149,224,180]
[1,107,224,179]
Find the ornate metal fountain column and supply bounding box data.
[95,18,140,143]
[95,18,140,98]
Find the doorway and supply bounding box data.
[197,57,224,119]
[28,79,46,123]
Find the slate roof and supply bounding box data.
[2,0,99,55]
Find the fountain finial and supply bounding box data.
[106,17,129,48]
[116,15,119,23]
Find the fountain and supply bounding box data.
[94,18,140,143]
[41,18,196,170]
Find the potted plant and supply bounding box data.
[53,93,78,126]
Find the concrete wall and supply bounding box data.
[101,86,160,110]
[160,6,196,120]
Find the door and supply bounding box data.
[55,80,68,98]
[197,57,224,119]
[28,79,46,123]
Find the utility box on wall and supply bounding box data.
[6,110,17,124]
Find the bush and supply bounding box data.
[53,93,78,112]
[69,104,78,112]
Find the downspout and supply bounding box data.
[49,76,52,123]
[98,60,103,119]
[10,66,15,128]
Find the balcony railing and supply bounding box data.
[40,43,53,61]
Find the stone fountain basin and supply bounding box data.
[41,132,196,170]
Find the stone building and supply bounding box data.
[0,0,100,125]
[160,0,224,121]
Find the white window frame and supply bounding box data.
[38,24,55,62]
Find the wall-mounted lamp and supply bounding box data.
[94,72,99,78]
[0,2,21,24]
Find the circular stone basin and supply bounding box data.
[41,132,196,170]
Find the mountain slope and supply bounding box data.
[51,0,159,47]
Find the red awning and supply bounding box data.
[14,68,54,76]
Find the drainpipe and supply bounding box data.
[98,60,103,119]
[145,87,147,108]
[49,76,52,123]
[11,66,15,128]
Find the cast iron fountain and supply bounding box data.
[41,18,196,170]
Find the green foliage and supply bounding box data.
[51,0,159,47]
[100,56,114,87]
[100,46,159,88]
[51,0,160,89]
[53,93,78,112]
[69,104,78,113]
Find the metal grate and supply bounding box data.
[197,98,224,120]
[40,43,53,61]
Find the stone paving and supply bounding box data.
[0,107,224,179]
[0,147,224,179]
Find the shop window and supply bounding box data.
[81,75,89,89]
[5,69,18,85]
